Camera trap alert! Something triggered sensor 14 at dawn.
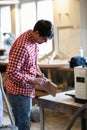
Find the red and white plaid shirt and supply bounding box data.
[6,30,39,98]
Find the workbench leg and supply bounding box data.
[81,118,87,130]
[40,105,44,130]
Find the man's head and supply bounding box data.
[32,19,54,44]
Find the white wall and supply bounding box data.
[80,0,87,57]
[53,0,82,58]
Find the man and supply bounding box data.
[6,19,54,130]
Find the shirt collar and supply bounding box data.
[27,30,36,43]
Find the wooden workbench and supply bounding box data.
[38,90,86,130]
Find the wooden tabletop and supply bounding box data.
[0,56,69,67]
[38,90,83,115]
[0,59,8,66]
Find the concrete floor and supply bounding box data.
[3,108,81,130]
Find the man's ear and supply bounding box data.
[35,31,39,36]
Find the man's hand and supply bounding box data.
[29,77,51,85]
[29,77,45,85]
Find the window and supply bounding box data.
[0,6,11,52]
[21,2,36,32]
[20,0,53,57]
[1,6,11,40]
[37,0,53,56]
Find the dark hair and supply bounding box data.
[33,19,54,39]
